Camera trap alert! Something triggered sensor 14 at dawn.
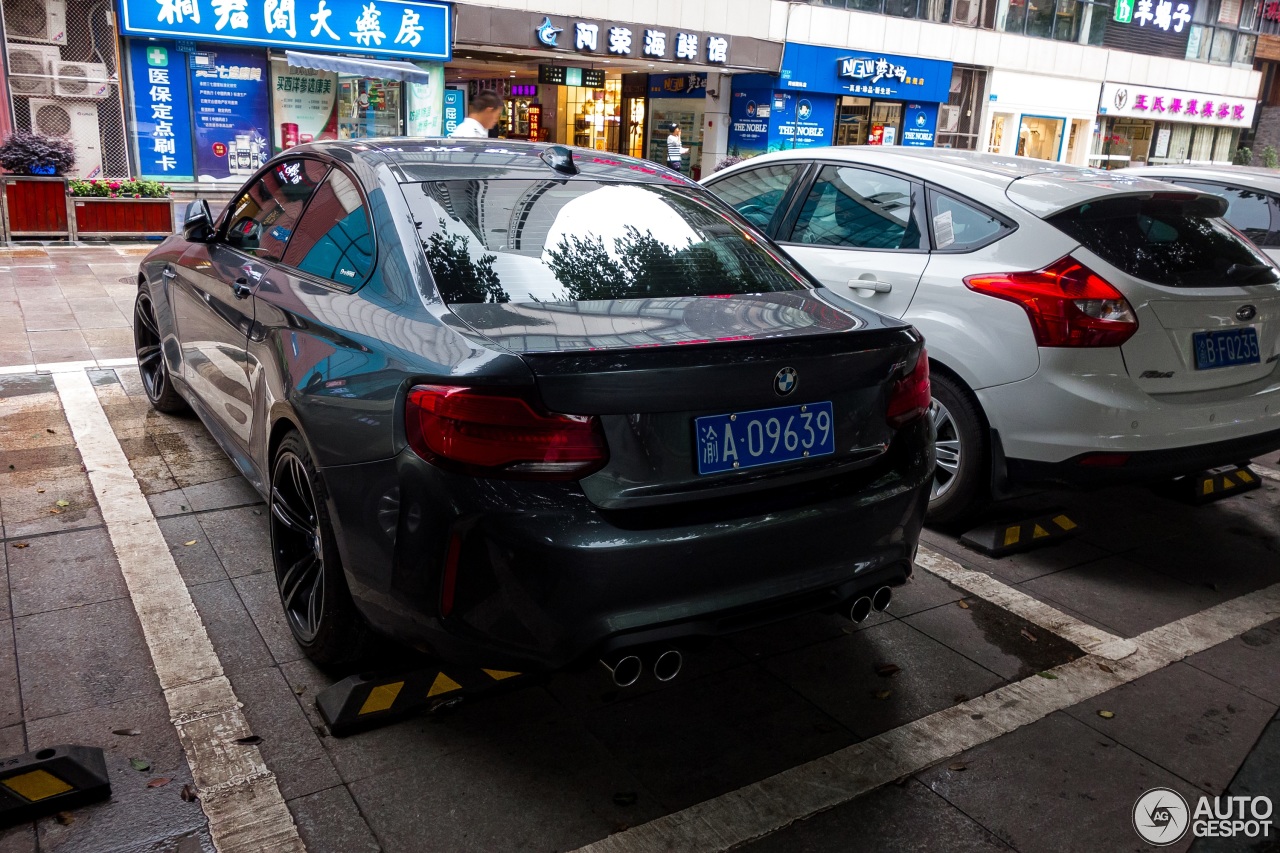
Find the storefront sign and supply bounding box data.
[648,73,707,100]
[270,59,337,152]
[442,88,463,135]
[780,42,952,104]
[191,48,270,180]
[406,63,443,136]
[770,93,836,150]
[1126,0,1192,31]
[1115,0,1134,23]
[1099,82,1257,126]
[118,0,452,61]
[538,64,605,87]
[530,15,728,66]
[902,103,938,147]
[129,41,196,180]
[728,88,772,156]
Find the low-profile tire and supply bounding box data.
[925,371,990,526]
[269,431,371,666]
[133,289,188,414]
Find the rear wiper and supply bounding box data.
[1225,263,1279,284]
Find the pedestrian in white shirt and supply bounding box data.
[666,123,689,173]
[450,90,504,139]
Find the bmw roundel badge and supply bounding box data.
[775,367,798,396]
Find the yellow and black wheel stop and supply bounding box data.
[1182,465,1262,505]
[316,665,535,736]
[0,745,111,827]
[959,511,1079,558]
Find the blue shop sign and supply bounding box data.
[128,40,195,180]
[901,102,938,147]
[780,42,951,104]
[442,89,463,135]
[117,0,452,61]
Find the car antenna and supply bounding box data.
[540,145,579,176]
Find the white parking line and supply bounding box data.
[53,369,304,853]
[915,545,1138,660]
[0,356,139,377]
[575,580,1280,853]
[1251,462,1280,483]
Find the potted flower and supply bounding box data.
[0,130,76,239]
[69,177,174,237]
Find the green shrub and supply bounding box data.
[69,178,170,198]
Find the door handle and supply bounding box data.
[848,278,893,293]
[232,278,252,300]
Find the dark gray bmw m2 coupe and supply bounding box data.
[134,139,933,680]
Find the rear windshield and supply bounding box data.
[1048,195,1278,287]
[402,179,809,304]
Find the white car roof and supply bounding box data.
[1116,164,1280,193]
[708,148,1198,219]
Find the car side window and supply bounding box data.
[789,165,922,250]
[1174,180,1277,246]
[708,164,804,231]
[282,168,375,285]
[927,189,1012,251]
[224,159,328,261]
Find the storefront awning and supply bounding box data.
[285,51,433,83]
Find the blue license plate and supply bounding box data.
[1193,327,1261,370]
[695,401,835,475]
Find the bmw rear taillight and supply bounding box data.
[964,256,1137,348]
[887,349,931,429]
[405,385,608,480]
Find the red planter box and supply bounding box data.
[3,177,69,236]
[73,197,174,236]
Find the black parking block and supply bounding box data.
[1064,662,1277,796]
[1021,555,1228,639]
[14,600,161,721]
[738,777,1012,853]
[23,696,208,852]
[918,712,1202,853]
[582,664,854,811]
[1185,619,1280,706]
[761,619,1005,740]
[925,533,1111,586]
[6,528,128,618]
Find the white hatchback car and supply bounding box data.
[705,149,1280,523]
[1117,164,1280,264]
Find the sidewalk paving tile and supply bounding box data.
[0,621,18,729]
[759,620,1006,740]
[232,572,304,666]
[287,786,381,853]
[918,711,1201,853]
[1064,662,1278,795]
[158,515,230,587]
[6,527,129,617]
[739,777,1014,853]
[1185,619,1280,706]
[198,506,271,577]
[188,580,273,674]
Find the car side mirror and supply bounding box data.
[183,199,214,242]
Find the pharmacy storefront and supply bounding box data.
[728,43,952,156]
[118,0,451,182]
[1093,81,1258,167]
[984,70,1101,164]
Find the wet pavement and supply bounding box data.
[0,246,1278,852]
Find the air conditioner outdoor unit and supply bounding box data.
[6,44,60,97]
[3,0,67,45]
[939,104,961,133]
[55,61,111,99]
[952,0,980,26]
[29,98,103,179]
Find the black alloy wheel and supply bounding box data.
[133,290,187,413]
[269,431,369,665]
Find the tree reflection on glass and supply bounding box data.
[546,224,783,301]
[422,221,510,304]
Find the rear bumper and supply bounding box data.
[1005,424,1280,487]
[323,418,932,671]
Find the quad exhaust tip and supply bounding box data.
[849,596,873,623]
[601,654,643,688]
[872,586,893,613]
[653,649,683,682]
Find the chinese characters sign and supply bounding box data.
[128,41,195,180]
[648,73,708,100]
[1100,83,1257,127]
[269,59,337,152]
[191,48,270,180]
[780,43,953,103]
[530,15,728,67]
[118,0,451,61]
[1129,0,1192,32]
